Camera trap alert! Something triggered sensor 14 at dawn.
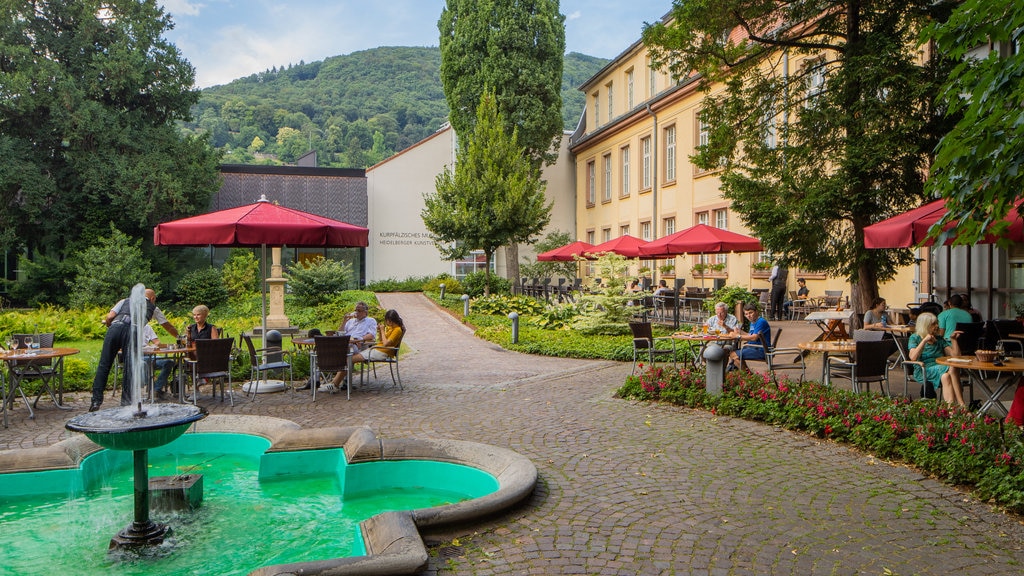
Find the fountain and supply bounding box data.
[65,284,206,549]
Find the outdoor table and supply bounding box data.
[804,310,854,341]
[936,356,1024,416]
[798,339,856,386]
[293,337,355,398]
[888,307,912,325]
[144,344,193,402]
[1,347,79,423]
[672,331,740,367]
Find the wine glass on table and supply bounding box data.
[23,335,33,351]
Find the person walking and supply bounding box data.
[769,263,789,321]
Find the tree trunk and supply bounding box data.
[504,244,520,292]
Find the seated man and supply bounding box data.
[705,302,740,335]
[320,301,378,394]
[729,304,772,371]
[782,278,810,318]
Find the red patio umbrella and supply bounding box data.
[536,240,596,262]
[587,234,647,258]
[154,195,369,341]
[638,224,762,258]
[863,199,1024,249]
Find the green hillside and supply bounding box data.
[182,47,608,168]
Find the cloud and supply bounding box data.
[161,0,202,17]
[567,10,581,21]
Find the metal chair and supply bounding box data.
[313,335,351,400]
[241,333,293,399]
[628,321,677,374]
[186,337,235,406]
[9,333,60,411]
[739,328,806,382]
[358,337,404,392]
[827,339,891,395]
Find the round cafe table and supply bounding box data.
[935,355,1024,416]
[672,331,740,366]
[143,344,193,402]
[1,347,80,427]
[797,340,856,386]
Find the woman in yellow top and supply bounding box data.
[324,309,405,392]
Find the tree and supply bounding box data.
[643,1,955,312]
[422,91,551,294]
[924,0,1024,246]
[0,0,222,262]
[439,0,565,283]
[520,230,580,280]
[69,227,159,309]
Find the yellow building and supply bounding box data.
[567,26,921,308]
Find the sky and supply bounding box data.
[159,0,674,88]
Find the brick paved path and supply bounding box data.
[4,293,1024,575]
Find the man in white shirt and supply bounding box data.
[320,301,377,393]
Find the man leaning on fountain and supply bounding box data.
[89,288,179,412]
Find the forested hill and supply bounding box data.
[182,46,608,168]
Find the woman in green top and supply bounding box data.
[908,312,965,407]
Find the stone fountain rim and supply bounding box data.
[2,414,538,576]
[64,404,208,435]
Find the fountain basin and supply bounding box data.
[0,415,538,575]
[66,404,207,451]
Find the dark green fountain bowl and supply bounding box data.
[66,404,207,451]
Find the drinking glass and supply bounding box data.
[23,335,33,350]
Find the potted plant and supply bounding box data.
[751,260,772,278]
[692,263,709,276]
[1015,302,1024,323]
[659,263,675,277]
[709,262,726,273]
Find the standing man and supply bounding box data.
[769,262,789,321]
[89,288,179,411]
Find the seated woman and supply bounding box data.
[908,312,965,406]
[321,309,405,393]
[863,297,888,329]
[155,304,218,397]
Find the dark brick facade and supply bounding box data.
[216,165,367,227]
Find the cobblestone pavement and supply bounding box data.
[3,293,1024,575]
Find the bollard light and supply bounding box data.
[508,312,519,344]
[460,294,470,317]
[703,343,728,396]
[439,283,446,300]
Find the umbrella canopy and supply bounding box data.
[153,196,369,248]
[154,196,368,344]
[536,240,596,262]
[638,224,762,258]
[863,199,1024,249]
[588,234,647,258]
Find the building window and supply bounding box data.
[602,228,612,242]
[626,68,634,109]
[664,125,676,182]
[641,221,652,241]
[620,225,630,237]
[764,100,777,148]
[592,91,600,126]
[586,160,596,206]
[806,59,826,106]
[663,217,675,236]
[649,62,657,97]
[697,211,709,226]
[620,146,630,197]
[714,209,727,229]
[586,230,595,245]
[454,251,492,280]
[698,115,710,149]
[606,81,613,121]
[641,136,652,189]
[602,153,612,202]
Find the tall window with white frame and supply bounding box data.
[620,225,630,237]
[602,153,612,202]
[592,91,600,126]
[806,59,826,106]
[626,68,634,109]
[763,99,777,149]
[606,81,613,121]
[641,136,652,190]
[714,209,728,265]
[663,217,675,236]
[586,160,596,205]
[620,146,630,197]
[602,228,611,243]
[648,60,656,97]
[696,211,709,265]
[664,125,676,182]
[641,221,652,241]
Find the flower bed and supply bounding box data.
[619,364,1024,513]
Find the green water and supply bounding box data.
[0,434,498,575]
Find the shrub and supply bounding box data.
[68,227,159,308]
[461,271,511,297]
[221,249,260,298]
[470,294,545,316]
[422,274,462,296]
[286,256,355,306]
[174,267,230,310]
[364,275,433,292]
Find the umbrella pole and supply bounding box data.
[261,243,268,348]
